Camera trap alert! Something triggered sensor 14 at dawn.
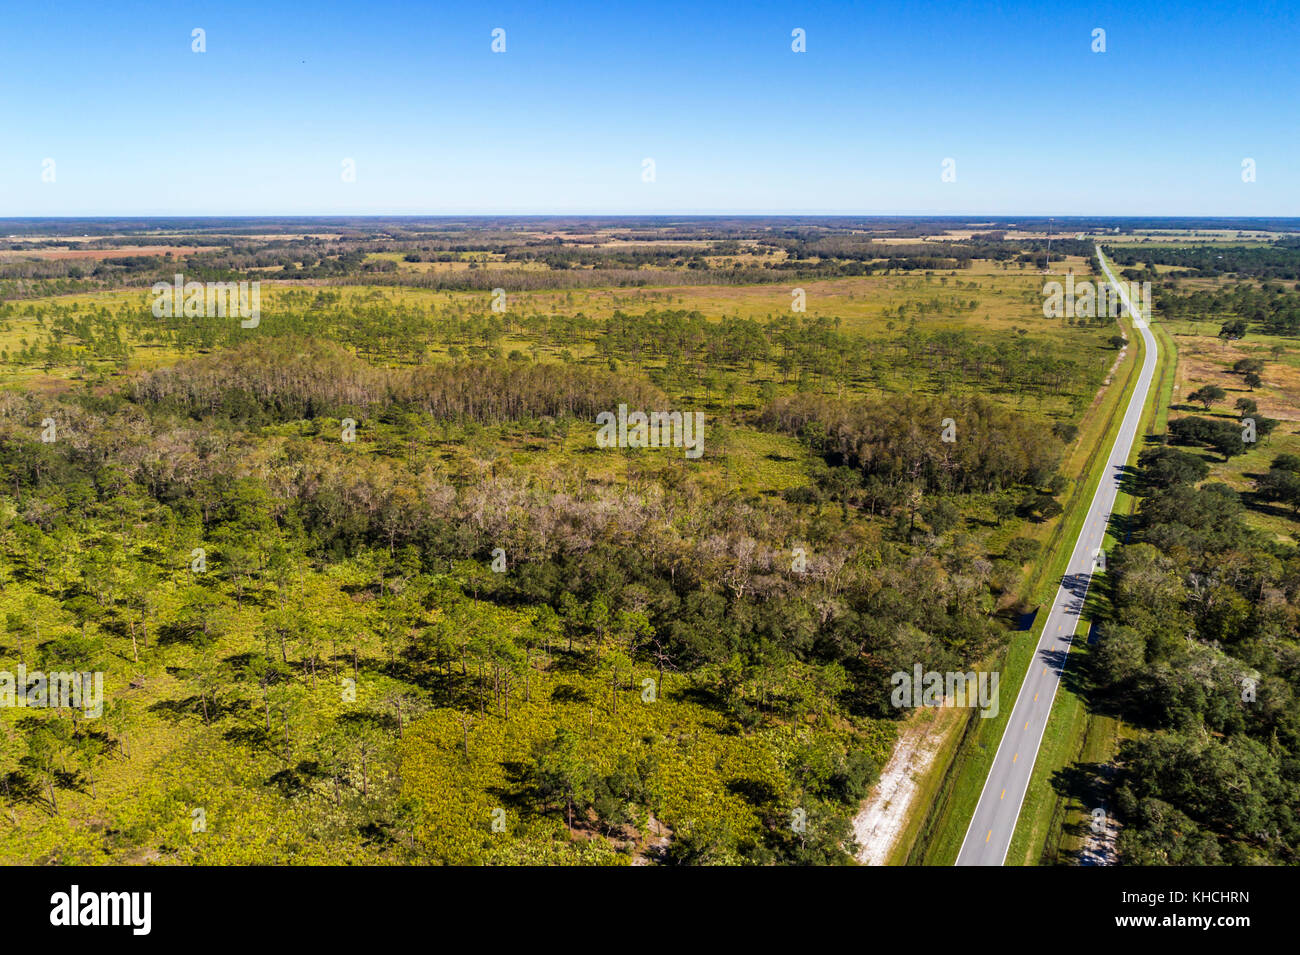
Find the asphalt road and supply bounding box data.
[954,247,1158,866]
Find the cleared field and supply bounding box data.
[0,246,206,261]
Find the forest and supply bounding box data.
[1092,447,1300,864]
[1105,240,1300,280]
[0,331,1070,862]
[1154,281,1300,337]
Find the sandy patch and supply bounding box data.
[853,706,961,865]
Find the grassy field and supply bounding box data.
[1167,325,1300,543]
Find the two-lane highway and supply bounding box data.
[954,247,1158,866]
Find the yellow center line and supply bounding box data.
[1024,721,1029,731]
[1000,789,1005,800]
[986,830,992,843]
[1013,753,1019,763]
[1033,692,1039,702]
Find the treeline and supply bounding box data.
[1092,446,1300,864]
[503,246,753,270]
[1167,414,1277,461]
[0,255,171,283]
[956,236,1097,263]
[130,339,666,426]
[759,392,1063,493]
[1,237,990,302]
[596,309,1097,400]
[1105,241,1300,280]
[1155,281,1300,336]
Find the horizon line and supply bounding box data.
[4,213,1300,222]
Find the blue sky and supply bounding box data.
[1,0,1296,215]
